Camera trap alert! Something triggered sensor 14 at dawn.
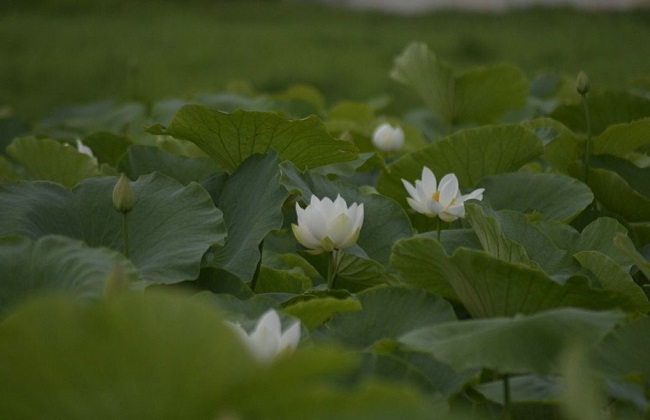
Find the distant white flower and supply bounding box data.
[75,139,98,165]
[226,309,301,362]
[372,122,405,152]
[292,195,364,254]
[402,167,484,222]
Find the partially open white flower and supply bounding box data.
[76,139,98,165]
[372,122,405,152]
[292,195,364,254]
[226,309,301,363]
[402,167,484,222]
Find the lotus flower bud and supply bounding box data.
[112,173,135,214]
[576,71,590,95]
[372,122,405,152]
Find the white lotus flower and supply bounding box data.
[402,167,484,222]
[372,122,405,152]
[226,309,301,363]
[292,195,364,254]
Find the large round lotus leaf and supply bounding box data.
[0,293,255,419]
[0,234,139,315]
[148,105,358,172]
[0,173,226,284]
[400,307,624,376]
[478,172,593,222]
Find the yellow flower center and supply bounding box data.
[431,191,440,202]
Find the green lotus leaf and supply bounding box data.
[253,265,312,294]
[390,235,460,301]
[38,100,146,138]
[148,105,358,172]
[392,236,650,317]
[82,131,132,166]
[464,203,571,274]
[361,350,479,398]
[551,92,650,136]
[391,42,528,125]
[7,137,101,187]
[202,153,288,281]
[283,295,362,330]
[592,118,650,158]
[0,173,226,284]
[478,172,593,222]
[400,307,624,375]
[0,234,140,315]
[118,145,223,185]
[324,286,457,349]
[586,166,650,222]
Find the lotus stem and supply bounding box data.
[327,249,341,289]
[503,374,512,420]
[122,212,129,259]
[437,217,442,242]
[582,93,592,184]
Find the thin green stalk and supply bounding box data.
[122,212,129,259]
[503,374,512,420]
[437,217,442,242]
[327,249,341,289]
[581,93,592,184]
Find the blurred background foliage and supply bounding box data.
[1,0,650,118]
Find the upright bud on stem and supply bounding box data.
[112,173,136,214]
[576,71,590,96]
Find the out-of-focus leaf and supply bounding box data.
[391,42,528,125]
[551,92,650,136]
[0,293,255,418]
[592,118,650,158]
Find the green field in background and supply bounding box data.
[2,1,650,118]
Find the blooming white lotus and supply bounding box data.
[226,309,301,363]
[402,167,484,222]
[372,122,405,152]
[292,195,364,254]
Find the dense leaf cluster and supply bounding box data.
[0,42,649,418]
